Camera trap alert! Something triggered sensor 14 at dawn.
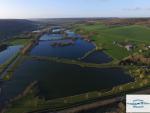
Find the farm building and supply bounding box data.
[125,44,133,51]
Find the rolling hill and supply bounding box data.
[0,19,38,41]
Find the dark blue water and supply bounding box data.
[39,34,63,41]
[30,39,95,59]
[34,33,112,63]
[49,39,74,44]
[82,51,112,64]
[0,45,22,64]
[0,60,133,103]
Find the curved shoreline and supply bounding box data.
[28,55,119,69]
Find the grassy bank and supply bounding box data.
[74,24,150,60]
[0,52,20,77]
[29,56,119,69]
[2,55,26,81]
[5,38,32,46]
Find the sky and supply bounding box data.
[0,0,150,19]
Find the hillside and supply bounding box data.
[0,19,38,41]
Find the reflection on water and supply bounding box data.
[30,39,95,59]
[82,51,112,64]
[0,45,22,64]
[39,34,63,41]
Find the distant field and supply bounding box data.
[6,38,32,46]
[74,24,150,60]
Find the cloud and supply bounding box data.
[123,7,142,11]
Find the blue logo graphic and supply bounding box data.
[127,99,150,108]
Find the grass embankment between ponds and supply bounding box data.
[79,48,96,60]
[0,33,42,80]
[28,55,119,69]
[0,39,28,78]
[0,52,20,77]
[1,38,38,80]
[21,40,38,55]
[0,43,34,80]
[5,38,33,46]
[3,81,38,113]
[0,53,25,81]
[78,43,108,61]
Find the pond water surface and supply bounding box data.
[65,30,80,38]
[32,34,113,64]
[82,51,112,64]
[39,34,63,41]
[0,45,22,64]
[30,39,95,59]
[0,60,133,103]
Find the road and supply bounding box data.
[27,87,150,113]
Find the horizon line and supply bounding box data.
[1,16,150,20]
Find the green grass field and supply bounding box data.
[6,39,32,46]
[74,24,150,60]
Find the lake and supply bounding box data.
[30,39,95,59]
[31,33,113,64]
[39,34,63,41]
[65,30,80,38]
[0,59,133,103]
